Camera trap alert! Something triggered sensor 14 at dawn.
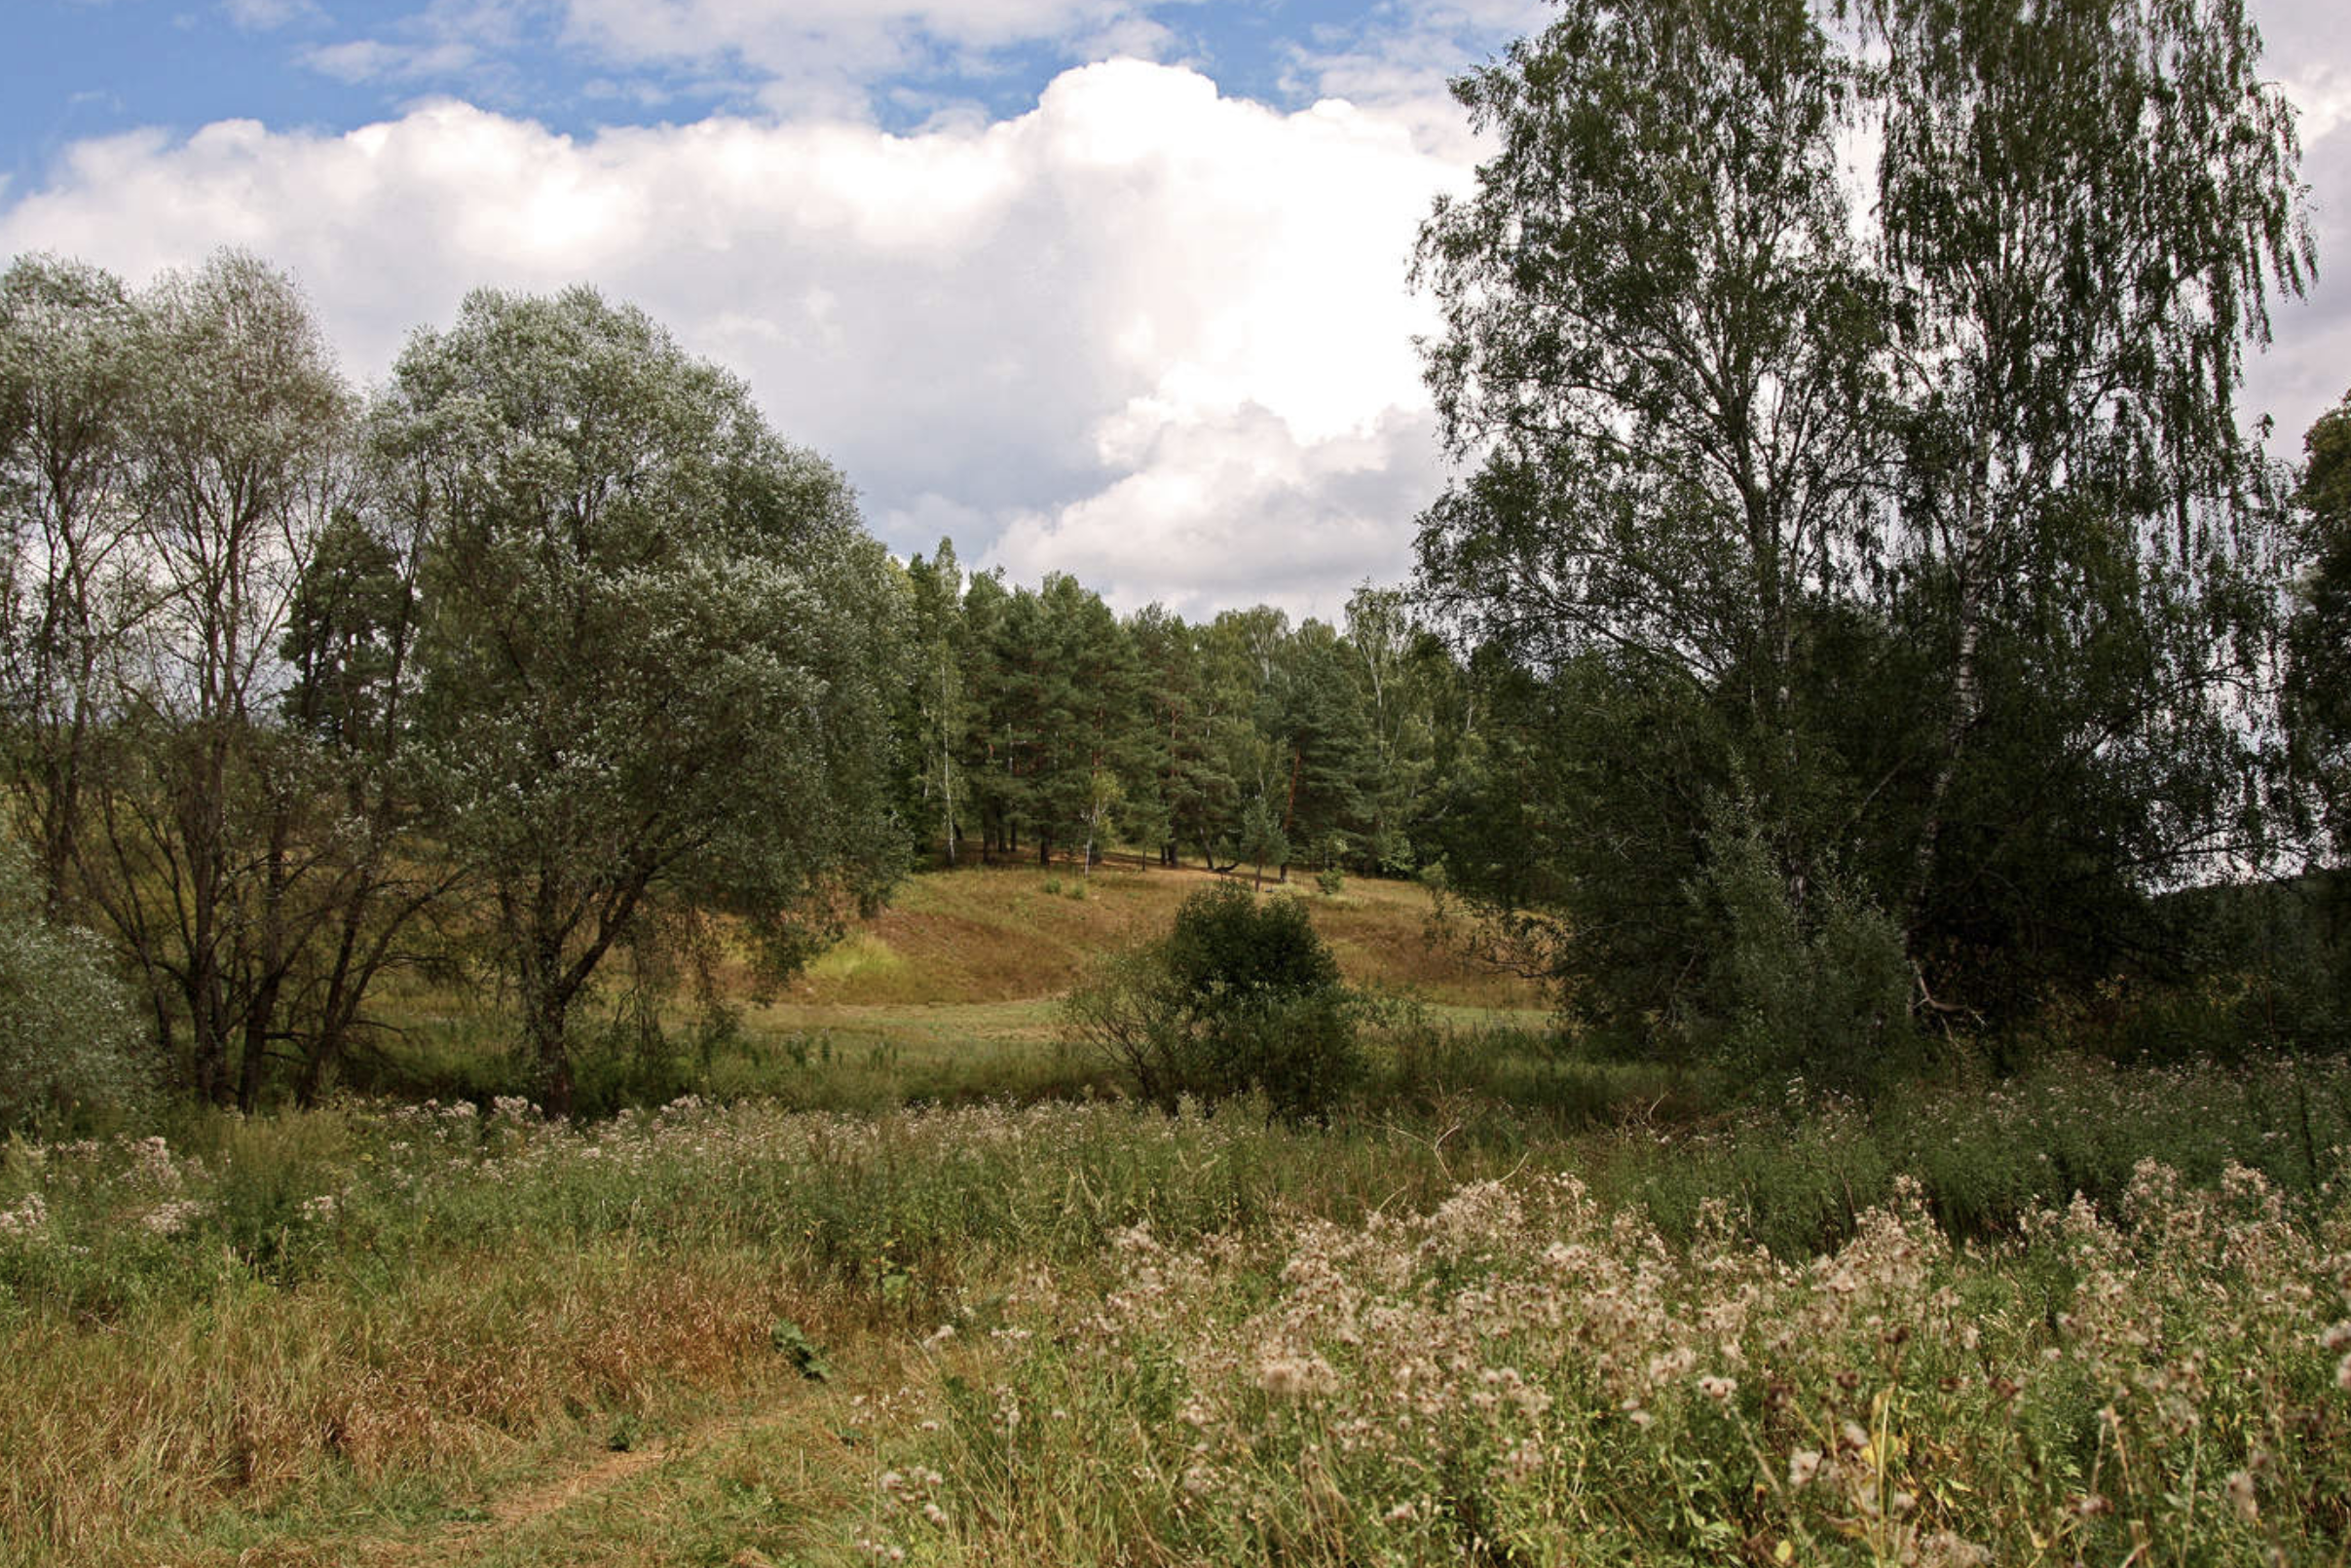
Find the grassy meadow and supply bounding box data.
[355,862,1549,1115]
[4,865,2351,1565]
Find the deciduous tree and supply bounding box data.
[387,286,902,1114]
[1413,0,2310,1047]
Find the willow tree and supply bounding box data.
[11,252,366,1108]
[385,287,903,1113]
[0,255,149,914]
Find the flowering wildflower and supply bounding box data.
[1920,1532,1991,1568]
[1646,1347,1696,1384]
[1257,1353,1338,1400]
[0,1194,47,1236]
[131,1135,174,1182]
[141,1199,205,1237]
[1787,1450,1821,1488]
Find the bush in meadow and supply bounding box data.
[0,850,151,1133]
[1064,880,1363,1121]
[1687,802,1917,1094]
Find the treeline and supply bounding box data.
[888,547,1473,882]
[10,0,2351,1123]
[0,245,1494,1124]
[1,252,903,1118]
[7,227,2349,1128]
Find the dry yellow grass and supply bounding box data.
[770,861,1545,1015]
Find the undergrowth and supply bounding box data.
[1,1053,2348,1563]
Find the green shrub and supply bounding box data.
[1686,802,1915,1094]
[1064,881,1362,1121]
[0,852,152,1133]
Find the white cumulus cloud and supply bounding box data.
[0,58,1468,617]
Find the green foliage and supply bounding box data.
[1413,0,2311,1057]
[896,539,971,864]
[388,285,905,1114]
[0,851,150,1133]
[1064,880,1362,1121]
[2073,875,2351,1066]
[767,1317,832,1382]
[1232,796,1288,883]
[1688,799,1916,1092]
[1162,880,1341,999]
[2289,388,2351,855]
[1622,1052,2351,1258]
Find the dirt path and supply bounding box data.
[366,1339,962,1568]
[446,1443,672,1549]
[317,1380,866,1568]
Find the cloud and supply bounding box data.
[220,0,323,29]
[2243,119,2351,449]
[1274,0,1549,160]
[2207,0,2351,449]
[0,59,1467,616]
[298,38,481,83]
[2255,0,2351,147]
[554,0,1186,119]
[991,403,1447,619]
[293,0,529,91]
[7,0,2339,616]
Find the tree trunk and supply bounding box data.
[237,809,295,1112]
[527,976,576,1120]
[238,972,280,1114]
[298,915,366,1108]
[1907,441,1993,938]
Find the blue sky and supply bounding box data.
[4,2,1378,156]
[3,0,2346,618]
[0,1,1481,178]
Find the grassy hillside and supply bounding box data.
[360,860,1551,1114]
[778,860,1543,1011]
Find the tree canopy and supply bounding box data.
[1413,0,2312,1057]
[0,0,2336,1117]
[385,285,905,1113]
